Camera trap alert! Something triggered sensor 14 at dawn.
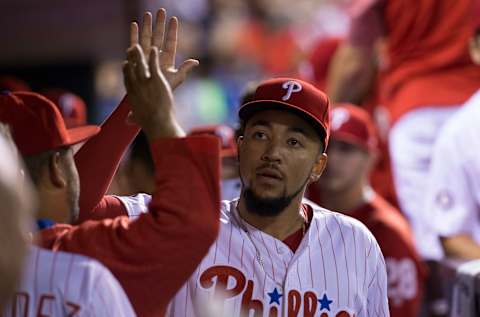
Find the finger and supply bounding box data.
[140,11,153,53]
[152,8,166,48]
[149,47,160,79]
[160,16,178,68]
[129,22,139,48]
[177,59,199,78]
[122,61,135,94]
[127,45,149,81]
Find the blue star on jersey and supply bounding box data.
[267,288,283,305]
[318,293,333,311]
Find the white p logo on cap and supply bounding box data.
[281,80,302,101]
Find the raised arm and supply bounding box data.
[76,9,199,221]
[40,45,220,316]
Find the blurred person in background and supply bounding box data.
[303,36,398,208]
[308,104,424,317]
[42,89,87,128]
[424,9,480,261]
[190,124,241,200]
[327,0,480,263]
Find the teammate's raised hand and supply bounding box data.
[123,45,185,139]
[130,9,199,90]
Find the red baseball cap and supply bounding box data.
[0,91,100,156]
[42,89,87,128]
[238,77,330,151]
[330,103,378,153]
[189,124,237,158]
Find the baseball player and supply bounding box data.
[327,0,480,261]
[308,104,424,317]
[0,9,221,317]
[424,9,480,260]
[103,76,387,316]
[0,124,136,316]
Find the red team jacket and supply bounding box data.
[37,99,221,317]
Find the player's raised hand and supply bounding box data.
[130,9,199,90]
[123,44,185,139]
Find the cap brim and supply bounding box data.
[65,125,100,146]
[239,100,328,142]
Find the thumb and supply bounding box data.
[177,59,199,79]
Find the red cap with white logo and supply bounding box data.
[330,103,378,153]
[238,78,330,151]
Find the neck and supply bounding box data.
[318,181,368,214]
[237,191,306,241]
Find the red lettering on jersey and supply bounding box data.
[66,301,81,316]
[36,294,55,317]
[303,291,318,317]
[336,311,354,317]
[241,280,263,317]
[320,314,329,317]
[11,292,29,317]
[199,265,246,299]
[287,290,301,317]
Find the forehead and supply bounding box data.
[245,109,318,135]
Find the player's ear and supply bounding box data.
[310,153,327,183]
[48,151,67,188]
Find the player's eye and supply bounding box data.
[287,138,302,147]
[253,131,267,140]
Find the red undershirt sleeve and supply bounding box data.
[39,136,221,317]
[74,96,140,221]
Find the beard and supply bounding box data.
[242,177,308,217]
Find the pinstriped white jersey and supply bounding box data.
[3,246,136,317]
[160,198,389,317]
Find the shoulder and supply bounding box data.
[306,200,378,245]
[437,90,480,149]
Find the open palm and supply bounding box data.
[130,9,199,90]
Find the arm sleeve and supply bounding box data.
[366,237,390,317]
[44,136,221,317]
[75,96,140,220]
[347,0,386,48]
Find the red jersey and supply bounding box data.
[350,0,480,124]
